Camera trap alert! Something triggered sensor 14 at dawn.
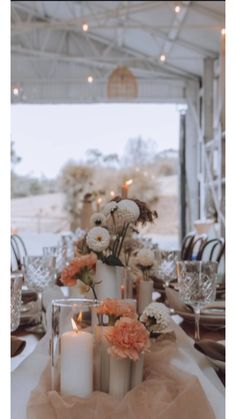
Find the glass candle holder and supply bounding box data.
[51,298,99,398]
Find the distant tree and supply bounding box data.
[59,162,94,231]
[103,153,119,167]
[86,149,103,165]
[11,141,21,168]
[122,137,157,168]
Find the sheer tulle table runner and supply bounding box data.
[27,338,216,419]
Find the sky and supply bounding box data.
[11,103,180,179]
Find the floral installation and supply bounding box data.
[96,298,138,325]
[60,252,99,299]
[105,317,150,360]
[86,226,110,253]
[90,212,106,227]
[136,248,155,281]
[139,302,171,336]
[85,197,158,267]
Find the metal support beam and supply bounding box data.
[203,57,214,143]
[179,111,187,241]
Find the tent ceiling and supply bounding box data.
[11,1,225,103]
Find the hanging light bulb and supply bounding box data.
[12,87,20,96]
[82,23,89,32]
[160,54,166,62]
[174,5,181,13]
[87,75,93,83]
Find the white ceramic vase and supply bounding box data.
[109,356,131,399]
[130,352,144,389]
[138,279,153,315]
[95,260,124,300]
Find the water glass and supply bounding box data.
[176,261,218,341]
[11,272,24,332]
[23,255,56,292]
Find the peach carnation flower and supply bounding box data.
[60,253,97,286]
[105,317,150,360]
[97,298,137,324]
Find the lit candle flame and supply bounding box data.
[97,197,102,204]
[125,179,133,186]
[71,318,79,333]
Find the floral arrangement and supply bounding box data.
[60,253,98,298]
[136,248,155,281]
[105,317,150,360]
[139,302,171,336]
[96,298,137,325]
[84,197,157,267]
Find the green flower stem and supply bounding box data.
[117,223,130,258]
[91,285,98,300]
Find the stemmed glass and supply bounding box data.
[158,250,180,289]
[56,235,74,273]
[23,255,56,333]
[23,255,56,292]
[176,261,218,342]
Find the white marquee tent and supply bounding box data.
[11,1,225,237]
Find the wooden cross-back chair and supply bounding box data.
[180,232,196,260]
[11,234,28,272]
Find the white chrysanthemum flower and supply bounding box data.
[90,212,106,227]
[136,248,155,268]
[86,227,110,253]
[117,199,140,224]
[102,202,118,217]
[140,302,171,333]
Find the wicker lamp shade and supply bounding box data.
[107,66,138,98]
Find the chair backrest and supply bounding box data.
[180,232,196,260]
[198,237,225,283]
[11,234,28,272]
[188,234,208,261]
[198,238,225,262]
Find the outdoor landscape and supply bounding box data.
[11,138,179,248]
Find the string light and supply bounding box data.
[160,54,166,62]
[87,76,93,83]
[221,28,226,35]
[82,23,89,32]
[12,87,19,96]
[174,5,181,13]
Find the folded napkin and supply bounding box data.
[165,288,192,313]
[11,336,26,357]
[194,340,225,362]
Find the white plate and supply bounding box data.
[175,310,225,328]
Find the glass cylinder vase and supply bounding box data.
[51,298,99,398]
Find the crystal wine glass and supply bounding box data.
[23,255,56,292]
[176,261,218,342]
[158,250,180,288]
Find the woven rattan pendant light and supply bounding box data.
[107,66,138,98]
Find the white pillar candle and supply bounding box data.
[130,352,144,389]
[60,328,93,397]
[109,356,131,399]
[138,279,153,315]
